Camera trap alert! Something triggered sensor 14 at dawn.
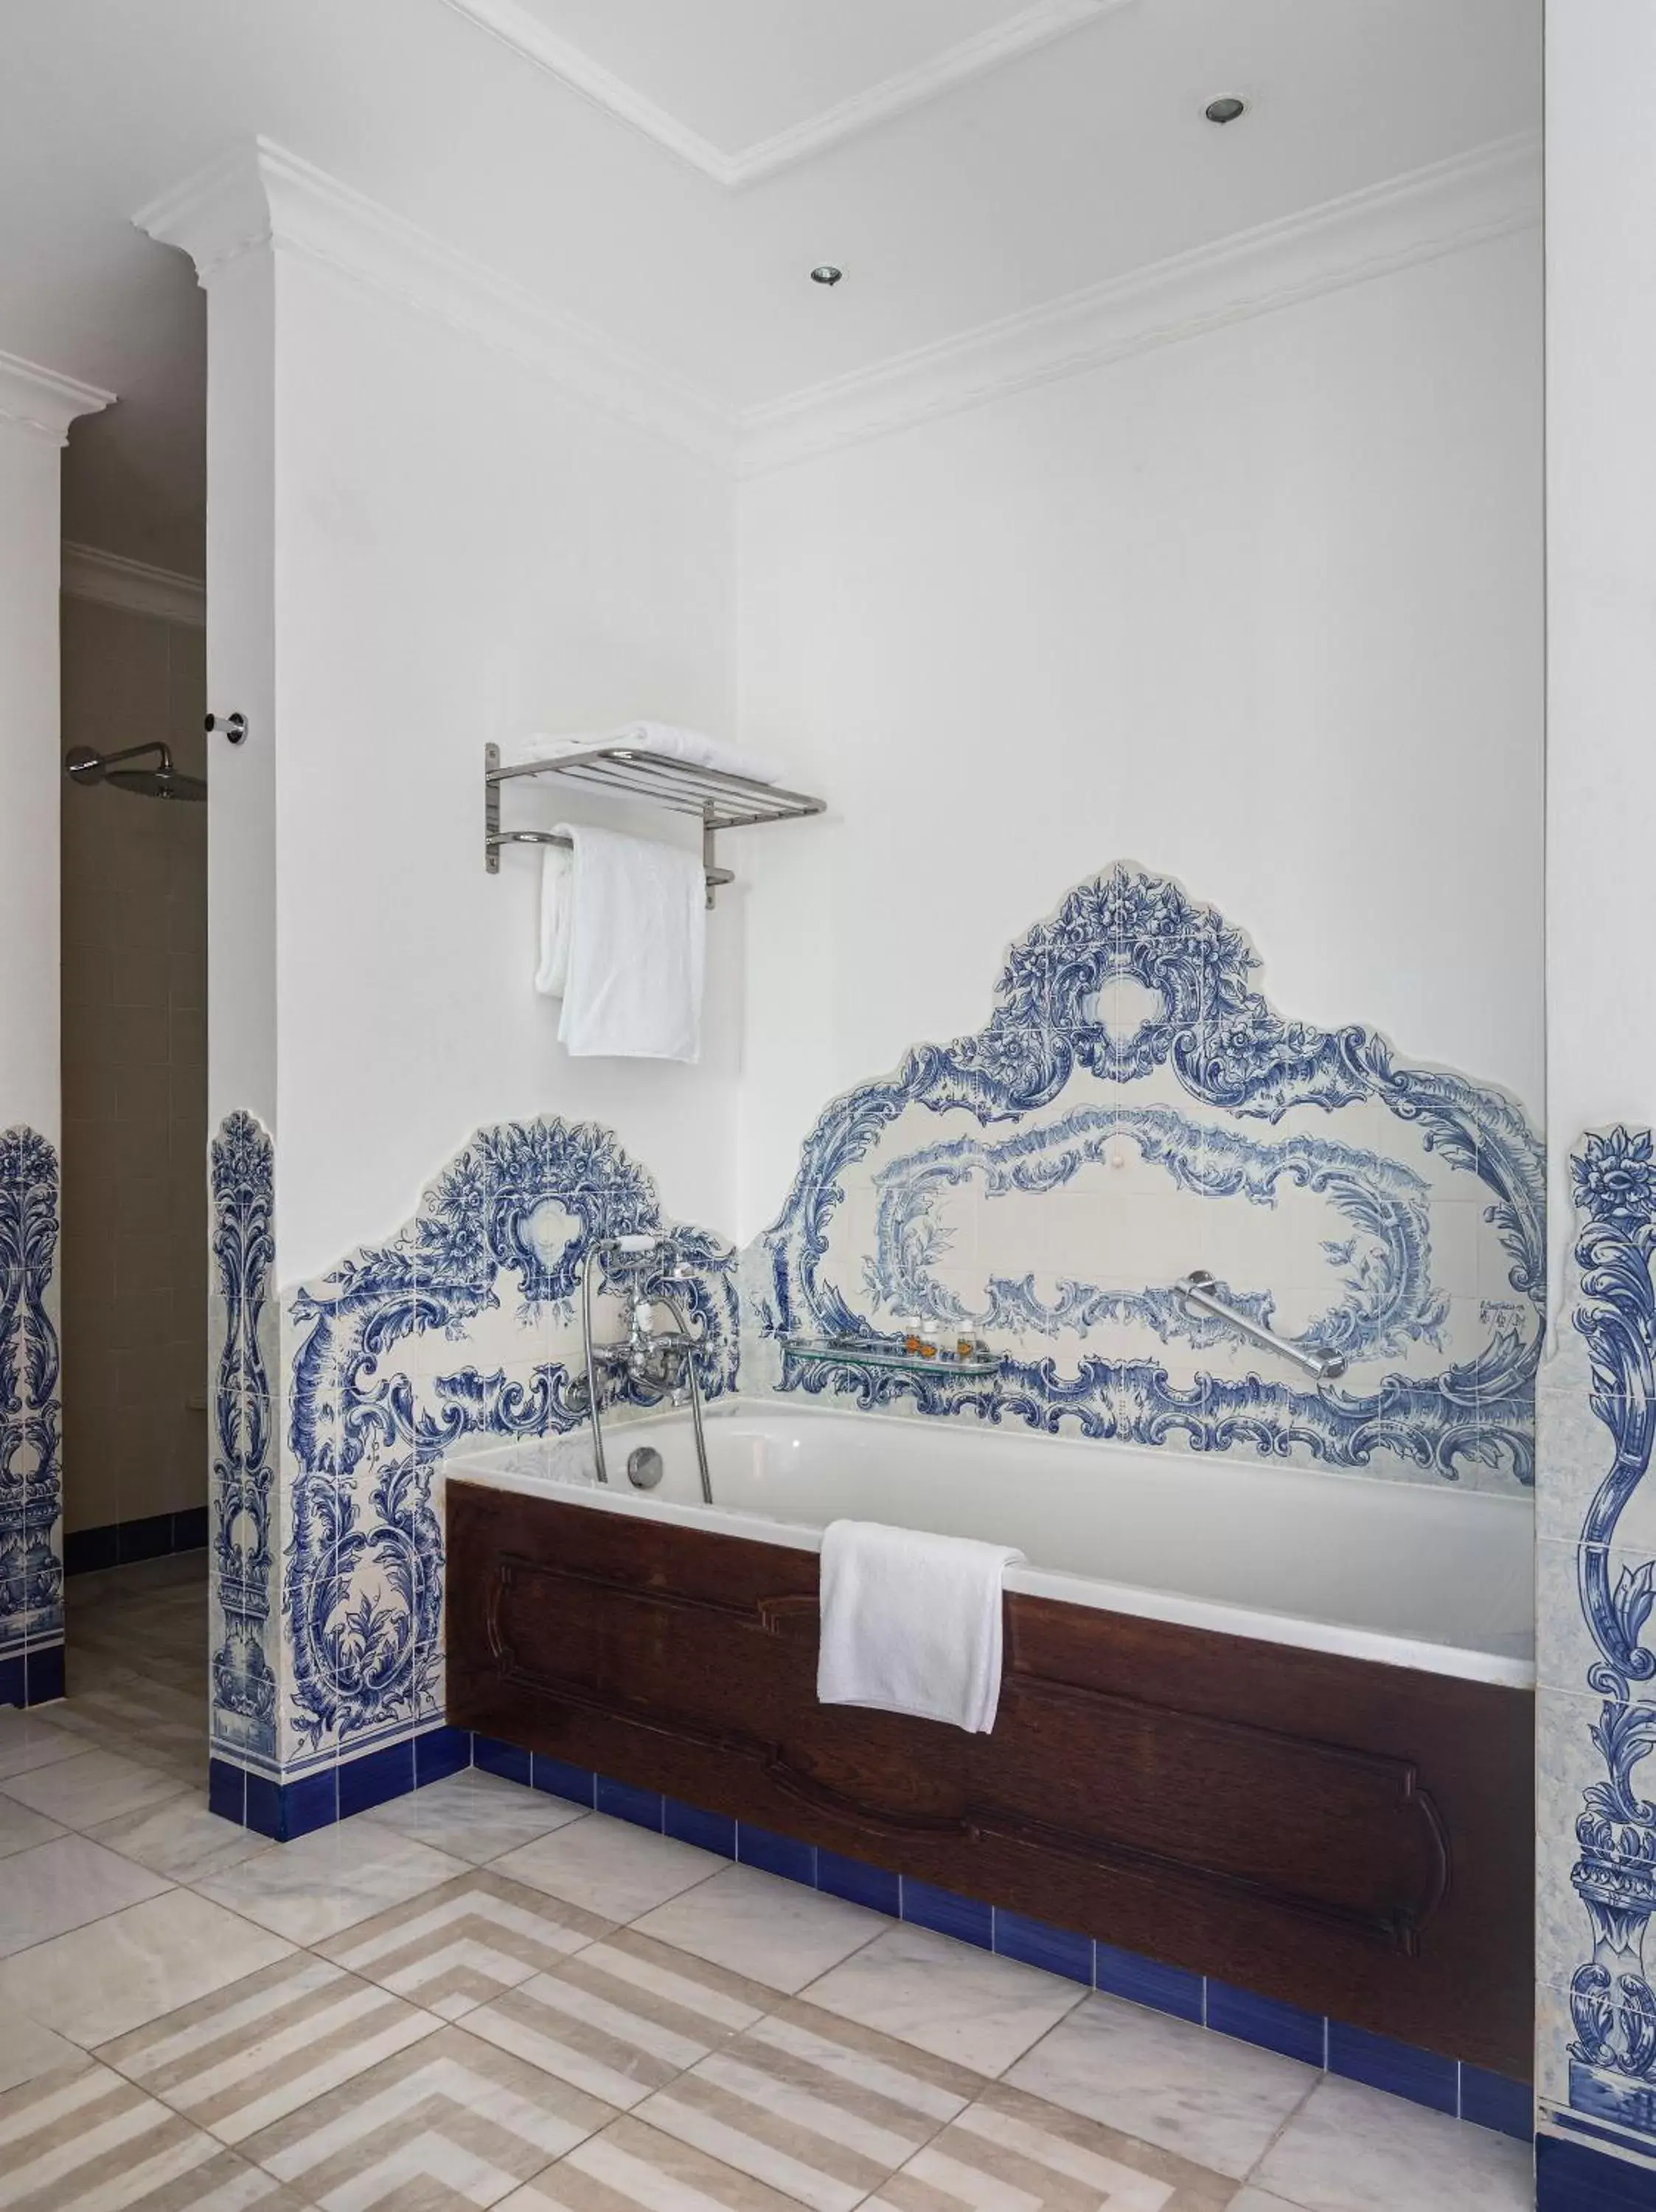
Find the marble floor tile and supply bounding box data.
[869,2077,1236,2212]
[0,1795,64,1859]
[801,1925,1085,2077]
[193,1818,469,1944]
[98,1950,444,2145]
[0,2056,313,2211]
[317,1866,613,2017]
[506,2113,813,2212]
[238,2023,617,2205]
[358,1766,590,1863]
[495,1811,726,1922]
[0,1707,85,1783]
[0,1832,175,1959]
[0,2006,87,2096]
[1005,1995,1318,2181]
[0,1743,193,1829]
[464,1929,783,2111]
[0,1887,293,2046]
[1227,2194,1307,2211]
[632,1993,988,2212]
[1250,2076,1534,2212]
[632,1863,890,1994]
[88,1791,274,1883]
[74,1553,208,1599]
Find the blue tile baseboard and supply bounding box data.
[1539,2130,1656,2209]
[206,1726,1534,2146]
[63,1509,209,1576]
[0,1641,64,1708]
[1327,2017,1460,2118]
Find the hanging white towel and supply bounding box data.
[520,722,784,787]
[816,1520,1025,1734]
[534,844,573,998]
[552,822,706,1062]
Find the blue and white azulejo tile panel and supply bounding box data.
[1540,1127,1656,2172]
[209,1110,278,1765]
[0,1127,63,1705]
[753,863,1544,1489]
[278,1115,737,1778]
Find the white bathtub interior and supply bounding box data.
[448,1399,1534,1688]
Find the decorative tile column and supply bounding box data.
[207,1111,279,1777]
[1539,4,1656,2199]
[0,1130,63,1705]
[1537,1132,1656,2203]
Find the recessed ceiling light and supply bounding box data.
[810,264,843,287]
[1204,96,1246,125]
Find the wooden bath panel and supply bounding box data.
[446,1479,1534,2079]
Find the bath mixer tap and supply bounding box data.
[579,1235,714,1503]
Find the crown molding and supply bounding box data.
[0,349,114,448]
[131,130,1540,485]
[737,131,1543,477]
[731,0,1130,186]
[437,0,1127,188]
[62,542,205,627]
[135,139,736,467]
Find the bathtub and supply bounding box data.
[445,1397,1535,1689]
[444,1397,1534,2078]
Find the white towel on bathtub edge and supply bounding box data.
[816,1519,1025,1735]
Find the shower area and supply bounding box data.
[57,581,207,1757]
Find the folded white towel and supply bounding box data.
[520,722,783,787]
[534,844,572,998]
[552,823,706,1062]
[816,1520,1025,1734]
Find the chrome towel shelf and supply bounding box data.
[484,742,825,905]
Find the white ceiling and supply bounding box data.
[0,0,1540,574]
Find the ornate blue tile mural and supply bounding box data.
[281,1116,737,1773]
[1559,1126,1656,2155]
[209,1110,277,1764]
[0,1127,63,1703]
[754,864,1544,1484]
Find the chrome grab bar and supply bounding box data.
[1177,1270,1346,1382]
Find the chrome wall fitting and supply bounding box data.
[64,741,206,801]
[1177,1269,1346,1381]
[205,712,248,745]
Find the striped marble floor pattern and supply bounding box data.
[0,1559,1533,2211]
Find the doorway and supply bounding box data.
[57,575,208,1784]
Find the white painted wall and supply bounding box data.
[0,415,64,1141]
[735,228,1545,1237]
[268,257,738,1282]
[203,250,279,1149]
[1545,0,1656,1278]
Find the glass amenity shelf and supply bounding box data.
[783,1334,1003,1380]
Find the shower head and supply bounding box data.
[64,743,206,802]
[109,764,207,801]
